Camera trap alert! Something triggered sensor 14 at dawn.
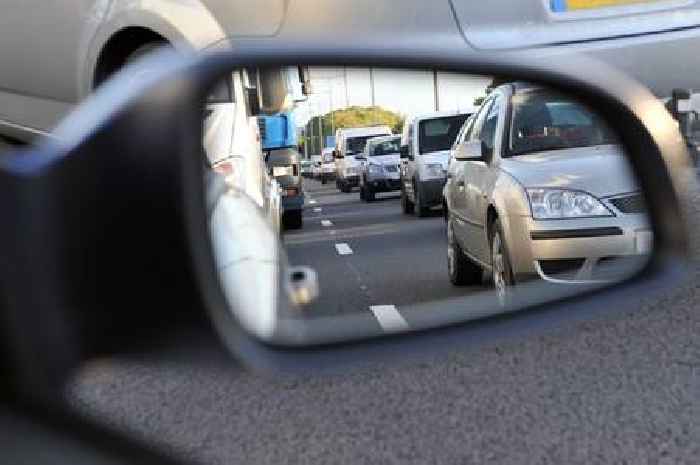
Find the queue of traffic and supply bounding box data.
[301,82,650,302]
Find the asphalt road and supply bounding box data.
[283,178,481,329]
[69,174,700,465]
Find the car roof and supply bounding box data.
[367,134,400,144]
[407,110,474,124]
[498,81,543,95]
[338,126,392,137]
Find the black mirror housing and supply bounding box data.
[400,145,409,159]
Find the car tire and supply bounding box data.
[360,183,366,201]
[414,181,429,217]
[283,210,303,230]
[365,184,375,202]
[321,175,327,185]
[401,182,414,214]
[490,218,515,307]
[447,217,482,286]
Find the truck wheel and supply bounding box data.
[283,210,303,230]
[447,217,482,286]
[401,184,414,214]
[414,181,430,217]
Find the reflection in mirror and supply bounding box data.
[203,66,652,346]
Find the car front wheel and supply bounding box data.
[414,181,429,217]
[447,217,482,285]
[490,219,515,307]
[401,181,414,214]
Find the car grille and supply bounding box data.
[384,165,399,172]
[609,194,645,214]
[538,258,585,279]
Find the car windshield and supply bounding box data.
[509,91,619,156]
[347,135,385,155]
[418,115,469,154]
[371,137,401,156]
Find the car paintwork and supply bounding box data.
[0,0,286,140]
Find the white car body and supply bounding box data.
[321,148,336,177]
[334,126,392,192]
[400,111,472,215]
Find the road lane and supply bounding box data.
[285,177,483,328]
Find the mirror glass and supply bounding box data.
[203,65,652,345]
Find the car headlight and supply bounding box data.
[424,163,445,179]
[527,188,614,219]
[368,164,383,175]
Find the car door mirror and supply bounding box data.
[455,140,484,161]
[7,50,687,376]
[334,150,343,159]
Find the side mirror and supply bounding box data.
[454,140,484,161]
[355,155,366,161]
[400,145,409,159]
[334,150,344,159]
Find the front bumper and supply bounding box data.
[367,176,402,192]
[340,175,360,187]
[506,213,651,284]
[418,178,447,206]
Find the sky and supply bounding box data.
[293,66,492,127]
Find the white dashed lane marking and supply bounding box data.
[335,243,353,255]
[309,200,318,205]
[313,207,322,213]
[369,305,409,333]
[321,220,333,227]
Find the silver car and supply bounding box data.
[444,83,651,304]
[358,135,402,202]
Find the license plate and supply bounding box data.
[550,0,661,12]
[635,230,654,254]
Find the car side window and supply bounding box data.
[478,93,503,159]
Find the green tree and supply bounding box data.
[304,106,404,155]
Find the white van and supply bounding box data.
[334,126,392,193]
[399,111,472,216]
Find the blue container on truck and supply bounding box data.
[260,112,305,230]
